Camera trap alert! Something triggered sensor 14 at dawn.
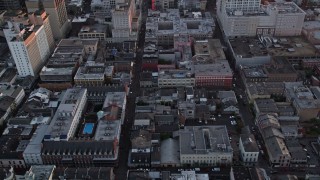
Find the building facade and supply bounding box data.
[26,0,70,40]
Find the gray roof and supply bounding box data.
[160,138,180,164]
[240,134,259,152]
[179,126,232,155]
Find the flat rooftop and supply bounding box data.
[229,37,269,58]
[194,39,225,60]
[268,2,305,14]
[242,67,268,78]
[158,69,193,79]
[240,134,259,152]
[44,88,87,141]
[94,119,121,141]
[179,126,232,155]
[79,24,107,33]
[267,36,317,57]
[193,60,232,77]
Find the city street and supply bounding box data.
[113,1,148,179]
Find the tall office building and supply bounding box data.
[4,11,54,77]
[111,0,135,39]
[26,0,70,40]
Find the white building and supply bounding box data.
[44,88,87,141]
[217,0,306,37]
[178,126,233,166]
[4,27,42,77]
[239,134,259,164]
[4,11,54,77]
[23,125,49,165]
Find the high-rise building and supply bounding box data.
[5,26,42,77]
[26,0,70,40]
[4,11,54,77]
[111,0,135,40]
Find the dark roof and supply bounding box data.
[0,96,14,111]
[53,167,113,180]
[0,136,21,159]
[42,141,114,155]
[0,68,17,83]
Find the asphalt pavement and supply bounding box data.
[113,1,148,179]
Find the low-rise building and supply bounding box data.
[160,138,180,167]
[218,91,239,114]
[284,82,320,121]
[41,140,118,167]
[0,68,17,86]
[52,167,115,180]
[264,136,291,167]
[78,24,107,41]
[0,84,25,105]
[24,165,55,180]
[178,126,233,166]
[158,69,195,88]
[23,125,48,165]
[129,130,152,167]
[102,92,127,124]
[245,82,284,103]
[239,134,259,165]
[194,60,232,88]
[74,62,113,86]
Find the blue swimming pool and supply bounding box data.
[83,123,94,134]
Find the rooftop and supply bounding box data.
[193,60,232,76]
[240,134,259,152]
[0,68,17,83]
[25,165,55,180]
[94,119,121,141]
[266,36,317,57]
[146,9,214,39]
[79,24,107,34]
[284,82,320,109]
[179,126,232,155]
[265,136,290,160]
[44,88,87,141]
[194,39,226,60]
[53,167,113,180]
[255,99,278,113]
[229,37,269,58]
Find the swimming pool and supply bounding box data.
[83,123,94,134]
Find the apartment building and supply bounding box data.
[217,0,305,37]
[74,62,114,86]
[44,88,87,141]
[179,126,233,166]
[284,82,320,121]
[158,69,195,88]
[26,0,70,40]
[4,11,54,77]
[146,9,214,47]
[78,24,107,41]
[91,0,125,23]
[239,134,259,164]
[111,0,137,41]
[194,61,232,88]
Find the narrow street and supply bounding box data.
[113,1,148,179]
